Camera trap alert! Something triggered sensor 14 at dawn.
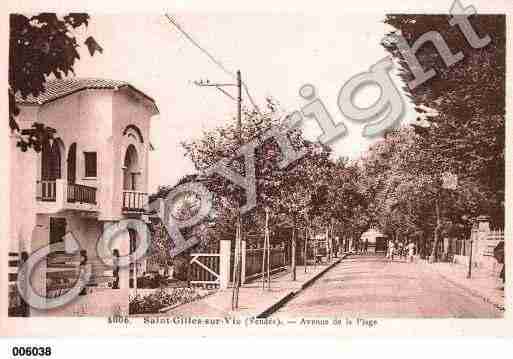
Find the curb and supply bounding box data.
[256,291,297,318]
[300,256,345,290]
[432,268,505,312]
[256,254,347,318]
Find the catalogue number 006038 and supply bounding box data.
[11,346,52,357]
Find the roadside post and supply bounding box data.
[467,239,473,279]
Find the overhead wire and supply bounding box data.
[164,14,262,114]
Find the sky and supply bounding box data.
[71,13,417,192]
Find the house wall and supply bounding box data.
[9,86,154,316]
[111,88,152,220]
[36,90,115,220]
[11,91,115,248]
[9,129,39,254]
[11,88,153,249]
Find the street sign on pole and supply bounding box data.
[442,171,458,190]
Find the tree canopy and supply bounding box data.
[151,14,505,263]
[382,14,505,224]
[9,13,102,151]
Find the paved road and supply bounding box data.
[275,255,502,318]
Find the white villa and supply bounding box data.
[9,78,158,316]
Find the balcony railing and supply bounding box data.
[122,190,147,213]
[37,180,97,207]
[67,183,97,204]
[37,180,57,201]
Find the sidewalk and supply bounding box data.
[160,255,346,318]
[419,260,504,310]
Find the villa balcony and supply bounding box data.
[122,190,148,214]
[36,179,99,214]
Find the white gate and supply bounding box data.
[189,252,221,286]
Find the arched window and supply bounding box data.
[67,143,77,184]
[122,125,144,143]
[123,145,139,191]
[41,139,62,180]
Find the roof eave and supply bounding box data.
[16,84,159,115]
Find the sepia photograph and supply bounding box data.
[2,0,510,340]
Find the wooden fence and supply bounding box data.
[187,240,290,288]
[8,251,29,317]
[451,227,504,274]
[244,245,288,281]
[451,229,504,257]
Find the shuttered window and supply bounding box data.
[84,152,97,178]
[49,217,66,244]
[67,143,77,184]
[41,140,61,180]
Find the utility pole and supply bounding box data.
[237,70,242,137]
[267,217,271,291]
[194,70,243,310]
[262,207,270,290]
[232,70,243,309]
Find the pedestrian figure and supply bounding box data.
[408,241,416,263]
[397,241,403,260]
[388,240,395,260]
[364,238,368,254]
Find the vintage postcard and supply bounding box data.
[1,0,512,338]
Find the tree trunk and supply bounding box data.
[304,227,308,273]
[429,195,441,263]
[291,226,297,281]
[430,225,442,263]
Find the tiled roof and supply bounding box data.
[15,77,158,114]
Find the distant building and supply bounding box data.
[360,228,387,253]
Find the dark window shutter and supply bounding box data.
[41,141,61,180]
[84,152,97,177]
[67,143,77,184]
[49,217,67,244]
